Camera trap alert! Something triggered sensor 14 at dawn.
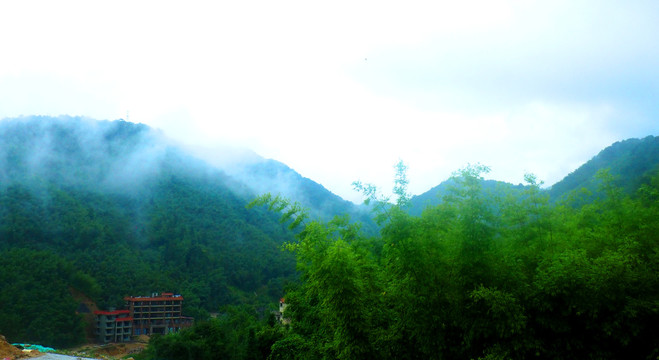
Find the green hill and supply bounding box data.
[0,116,300,346]
[3,116,657,352]
[408,178,526,215]
[409,136,659,213]
[548,136,659,201]
[223,157,378,234]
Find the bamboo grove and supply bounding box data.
[251,164,659,360]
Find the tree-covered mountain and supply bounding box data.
[3,115,658,355]
[408,178,526,216]
[220,157,378,235]
[0,116,327,347]
[548,135,659,201]
[408,136,659,214]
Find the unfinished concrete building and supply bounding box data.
[124,292,193,336]
[94,309,133,343]
[94,292,193,343]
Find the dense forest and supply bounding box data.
[141,163,659,359]
[1,116,658,358]
[0,117,301,347]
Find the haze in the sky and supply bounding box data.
[1,0,658,203]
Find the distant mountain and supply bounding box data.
[0,115,162,189]
[0,115,368,347]
[221,158,377,234]
[5,115,655,348]
[408,179,526,215]
[548,136,659,201]
[409,136,659,212]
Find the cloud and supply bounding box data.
[0,74,120,119]
[350,1,659,114]
[0,0,657,203]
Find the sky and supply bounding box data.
[1,0,658,203]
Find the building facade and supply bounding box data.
[94,292,193,343]
[94,309,133,343]
[275,298,290,325]
[124,292,193,336]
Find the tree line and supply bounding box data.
[0,173,296,348]
[142,163,659,359]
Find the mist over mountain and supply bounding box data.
[0,116,160,189]
[2,115,658,350]
[217,157,377,234]
[0,115,373,220]
[0,115,387,347]
[0,116,297,346]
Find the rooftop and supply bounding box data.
[94,310,130,316]
[124,293,184,302]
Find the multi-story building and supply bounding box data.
[94,292,193,343]
[94,309,133,343]
[124,292,193,336]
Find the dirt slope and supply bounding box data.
[0,334,25,359]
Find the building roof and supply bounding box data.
[124,294,184,302]
[94,310,130,316]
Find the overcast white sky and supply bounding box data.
[1,0,658,203]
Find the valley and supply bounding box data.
[1,116,658,359]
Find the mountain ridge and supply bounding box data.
[407,135,659,213]
[548,135,659,200]
[3,116,656,216]
[0,116,300,346]
[2,115,658,348]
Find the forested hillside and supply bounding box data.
[143,163,659,359]
[408,178,525,216]
[221,158,377,235]
[408,136,659,213]
[549,135,659,200]
[3,116,658,358]
[0,116,300,347]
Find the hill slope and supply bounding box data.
[221,157,377,234]
[409,178,526,215]
[0,116,301,346]
[549,135,659,200]
[409,136,659,212]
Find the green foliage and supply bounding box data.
[3,117,659,358]
[0,117,298,346]
[232,163,659,359]
[549,135,659,201]
[229,158,378,236]
[353,160,411,225]
[392,160,411,207]
[139,305,285,360]
[248,193,309,230]
[0,248,86,347]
